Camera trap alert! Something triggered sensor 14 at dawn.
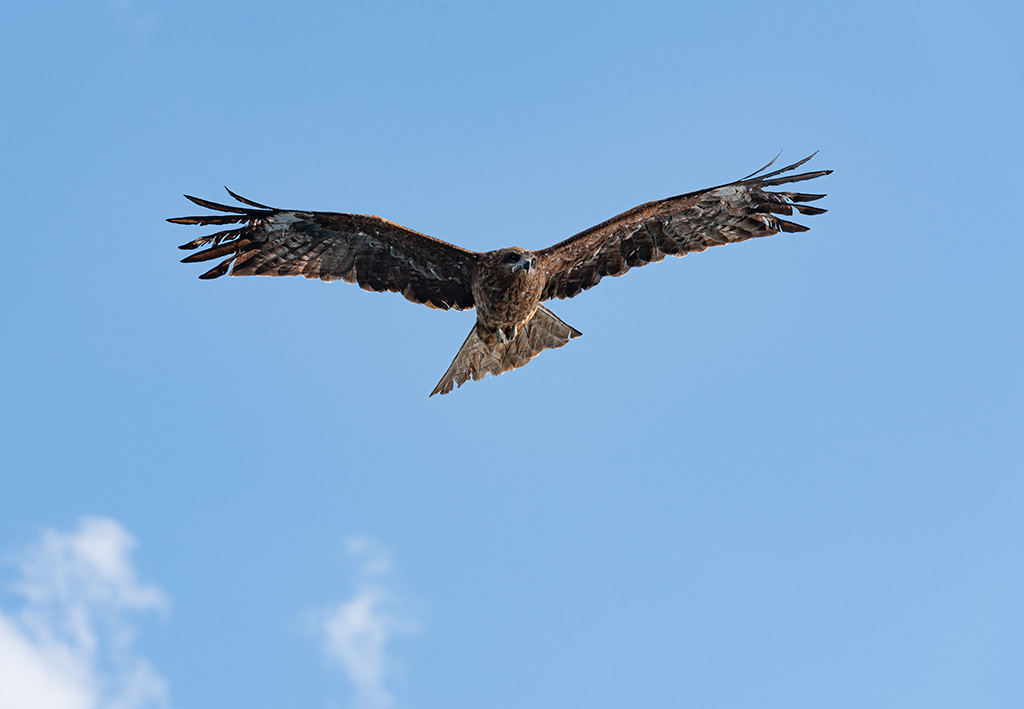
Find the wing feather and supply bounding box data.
[538,155,832,301]
[223,187,274,209]
[171,189,479,310]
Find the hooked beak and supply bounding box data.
[513,258,536,273]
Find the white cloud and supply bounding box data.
[320,537,417,709]
[0,517,168,709]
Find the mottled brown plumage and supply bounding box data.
[170,154,831,395]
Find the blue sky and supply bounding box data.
[1,0,1022,707]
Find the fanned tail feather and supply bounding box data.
[430,305,582,396]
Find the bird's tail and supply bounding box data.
[429,305,582,396]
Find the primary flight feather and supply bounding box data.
[171,154,832,396]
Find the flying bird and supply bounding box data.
[171,154,831,396]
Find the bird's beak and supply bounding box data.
[513,259,536,273]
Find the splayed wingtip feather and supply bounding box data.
[740,150,784,180]
[224,187,274,210]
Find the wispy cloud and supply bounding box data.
[319,537,417,709]
[0,517,168,709]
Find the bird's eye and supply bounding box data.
[505,253,520,263]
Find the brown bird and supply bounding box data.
[171,154,831,396]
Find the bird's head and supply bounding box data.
[495,247,537,275]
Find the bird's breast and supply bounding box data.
[472,268,546,331]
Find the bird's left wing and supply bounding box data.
[537,154,832,301]
[170,190,479,310]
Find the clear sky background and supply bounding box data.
[1,1,1021,708]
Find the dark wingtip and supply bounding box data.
[224,187,274,210]
[741,150,783,180]
[183,193,253,213]
[757,153,817,181]
[786,192,828,203]
[166,214,249,225]
[777,219,811,233]
[198,258,233,279]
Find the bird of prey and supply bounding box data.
[171,154,831,396]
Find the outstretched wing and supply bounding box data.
[537,154,832,300]
[170,190,479,310]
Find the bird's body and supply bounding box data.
[170,155,831,395]
[472,248,545,342]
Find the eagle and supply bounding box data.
[171,154,831,396]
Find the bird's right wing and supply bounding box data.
[170,190,479,311]
[537,154,831,300]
